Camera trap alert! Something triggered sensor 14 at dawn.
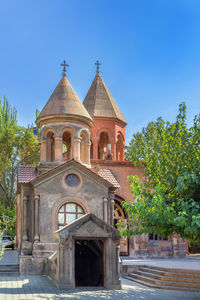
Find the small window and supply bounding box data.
[65,174,80,187]
[58,203,85,229]
[149,233,168,241]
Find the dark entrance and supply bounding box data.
[75,239,104,287]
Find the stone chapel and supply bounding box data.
[16,61,186,288]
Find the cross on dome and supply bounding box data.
[95,60,101,73]
[61,60,69,77]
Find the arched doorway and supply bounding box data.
[114,201,128,255]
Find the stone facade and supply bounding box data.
[16,65,186,288]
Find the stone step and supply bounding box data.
[0,265,19,271]
[138,265,200,275]
[128,272,200,289]
[124,276,200,293]
[0,264,19,276]
[138,267,200,279]
[134,269,200,283]
[0,271,19,276]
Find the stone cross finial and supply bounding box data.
[95,60,101,73]
[61,60,69,77]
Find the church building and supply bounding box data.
[16,61,186,288]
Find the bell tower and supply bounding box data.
[36,61,93,167]
[83,61,127,161]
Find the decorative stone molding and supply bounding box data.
[95,127,114,142]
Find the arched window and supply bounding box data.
[58,203,85,229]
[63,131,71,161]
[114,201,128,255]
[114,202,125,227]
[46,131,55,162]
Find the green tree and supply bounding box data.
[0,204,16,237]
[122,103,200,242]
[0,97,40,207]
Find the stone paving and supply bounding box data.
[0,276,200,300]
[0,250,200,299]
[0,250,18,265]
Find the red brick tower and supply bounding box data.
[83,63,127,162]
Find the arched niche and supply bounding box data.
[98,132,110,160]
[63,131,72,161]
[46,131,55,162]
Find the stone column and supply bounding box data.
[86,141,91,165]
[93,140,98,159]
[110,199,115,226]
[116,243,120,279]
[34,195,40,242]
[108,187,116,226]
[103,197,108,222]
[54,136,63,162]
[40,138,47,163]
[111,142,116,160]
[23,196,28,241]
[120,147,125,161]
[73,137,81,161]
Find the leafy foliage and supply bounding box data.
[0,97,40,207]
[122,103,200,242]
[0,204,16,237]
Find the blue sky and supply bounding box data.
[1,0,200,143]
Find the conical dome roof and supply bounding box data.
[83,72,127,125]
[36,74,93,127]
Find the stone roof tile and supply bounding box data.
[97,169,120,188]
[17,166,36,183]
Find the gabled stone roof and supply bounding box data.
[55,213,120,239]
[17,159,119,190]
[18,163,121,189]
[36,75,93,126]
[83,72,127,125]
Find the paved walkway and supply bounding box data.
[0,251,200,298]
[0,276,199,300]
[121,256,200,270]
[0,250,18,265]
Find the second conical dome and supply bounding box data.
[83,72,127,125]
